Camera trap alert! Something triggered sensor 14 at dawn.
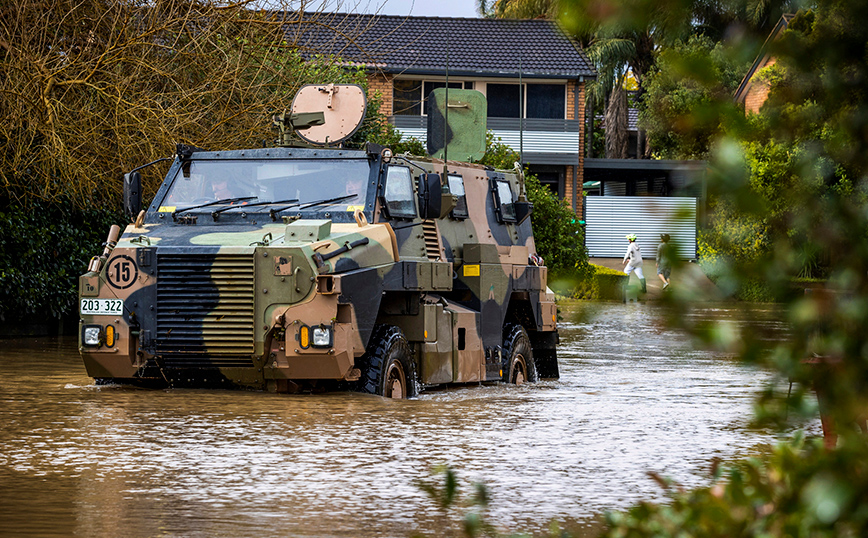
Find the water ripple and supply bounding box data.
[0,304,820,537]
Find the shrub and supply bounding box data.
[552,264,626,301]
[0,202,122,321]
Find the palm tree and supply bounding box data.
[488,0,661,158]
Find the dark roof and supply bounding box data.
[287,12,595,79]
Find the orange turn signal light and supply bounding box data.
[299,325,310,348]
[105,325,115,347]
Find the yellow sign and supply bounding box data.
[463,264,480,277]
[158,206,176,213]
[346,205,365,212]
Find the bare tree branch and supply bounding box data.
[0,0,372,210]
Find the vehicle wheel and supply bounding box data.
[357,325,417,398]
[502,324,536,384]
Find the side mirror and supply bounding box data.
[123,171,142,220]
[514,200,533,225]
[417,173,443,219]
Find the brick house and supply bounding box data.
[294,12,596,215]
[734,14,794,113]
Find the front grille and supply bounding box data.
[156,253,255,366]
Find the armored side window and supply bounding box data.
[383,166,417,219]
[492,179,516,223]
[448,174,469,219]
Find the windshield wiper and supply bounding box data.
[210,198,299,217]
[173,196,258,219]
[299,193,358,209]
[268,194,359,221]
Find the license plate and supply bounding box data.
[80,298,123,315]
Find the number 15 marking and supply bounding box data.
[106,255,139,290]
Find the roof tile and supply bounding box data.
[289,12,595,78]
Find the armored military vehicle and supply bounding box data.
[78,84,558,398]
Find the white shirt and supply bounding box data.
[623,242,642,268]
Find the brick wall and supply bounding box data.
[564,80,586,216]
[366,72,394,116]
[743,57,776,114]
[744,84,771,114]
[564,165,584,217]
[566,80,577,121]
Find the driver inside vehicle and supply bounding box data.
[344,176,365,197]
[211,178,236,199]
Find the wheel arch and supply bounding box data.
[505,293,559,380]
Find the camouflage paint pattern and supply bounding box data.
[426,88,487,162]
[79,145,558,394]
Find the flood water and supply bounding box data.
[0,302,821,538]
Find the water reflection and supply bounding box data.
[0,303,821,537]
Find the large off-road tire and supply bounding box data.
[502,324,537,385]
[357,325,417,398]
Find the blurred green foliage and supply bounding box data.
[416,465,574,538]
[414,465,498,538]
[640,35,750,160]
[418,1,868,536]
[606,0,868,534]
[603,433,868,537]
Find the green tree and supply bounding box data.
[639,35,749,159]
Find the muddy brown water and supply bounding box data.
[0,303,821,537]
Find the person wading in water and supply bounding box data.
[656,233,672,290]
[623,234,646,294]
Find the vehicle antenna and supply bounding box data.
[443,38,449,177]
[519,49,524,164]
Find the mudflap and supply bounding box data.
[529,330,559,379]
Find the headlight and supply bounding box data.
[82,325,102,346]
[312,326,332,347]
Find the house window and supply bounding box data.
[393,80,465,116]
[527,165,564,198]
[486,83,566,119]
[487,84,522,118]
[526,84,565,119]
[393,80,422,116]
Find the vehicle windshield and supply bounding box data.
[161,159,371,212]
